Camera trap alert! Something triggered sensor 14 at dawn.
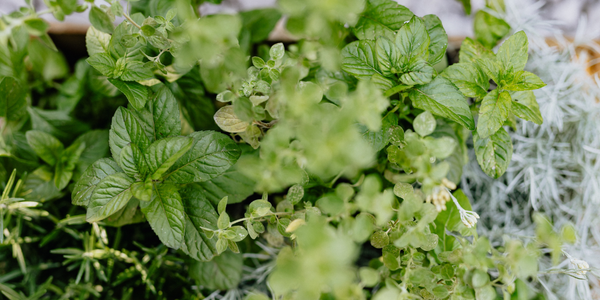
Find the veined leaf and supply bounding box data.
[395,16,430,60]
[86,173,135,222]
[458,37,494,63]
[165,131,241,184]
[477,89,511,139]
[103,198,145,227]
[440,62,489,99]
[148,86,182,139]
[409,77,475,130]
[474,10,510,49]
[189,250,243,289]
[341,40,382,79]
[502,71,546,91]
[120,61,154,81]
[510,91,543,125]
[109,107,151,165]
[89,6,114,34]
[474,127,512,178]
[476,58,501,84]
[399,58,434,86]
[180,186,219,261]
[74,130,110,175]
[423,14,448,65]
[85,26,110,56]
[26,130,64,166]
[353,0,414,40]
[376,36,403,76]
[73,158,122,206]
[214,105,250,133]
[140,184,185,249]
[0,77,27,121]
[108,79,149,111]
[497,31,528,72]
[371,74,395,91]
[119,143,146,179]
[86,53,116,77]
[145,136,194,180]
[55,140,86,190]
[192,168,255,206]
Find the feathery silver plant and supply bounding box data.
[462,0,600,299]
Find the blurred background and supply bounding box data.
[1,0,600,37]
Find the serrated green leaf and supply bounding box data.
[26,130,64,166]
[474,127,512,178]
[73,158,122,206]
[119,143,145,179]
[502,70,546,91]
[353,0,414,40]
[102,197,146,227]
[376,36,403,76]
[179,185,219,261]
[510,91,543,125]
[341,40,382,80]
[109,107,151,165]
[86,53,116,77]
[440,62,489,98]
[0,77,27,121]
[458,37,495,63]
[497,30,528,72]
[371,73,395,91]
[477,89,511,139]
[423,14,448,65]
[188,250,243,290]
[108,79,149,110]
[164,131,240,184]
[145,136,194,180]
[120,61,154,81]
[89,6,114,34]
[192,169,255,205]
[409,76,475,130]
[474,10,510,48]
[395,16,430,60]
[476,58,501,84]
[399,58,434,86]
[86,173,134,222]
[85,26,110,56]
[140,184,185,249]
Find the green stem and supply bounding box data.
[123,14,141,29]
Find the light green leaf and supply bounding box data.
[0,77,27,121]
[86,173,134,222]
[179,185,219,261]
[353,0,414,40]
[214,105,250,133]
[395,16,430,60]
[26,130,64,166]
[359,112,399,152]
[189,250,243,290]
[102,197,145,227]
[341,40,382,79]
[413,111,436,136]
[423,14,448,65]
[85,26,110,56]
[399,58,434,86]
[89,6,114,34]
[371,74,395,91]
[165,131,241,184]
[474,127,513,178]
[474,10,510,48]
[145,136,194,180]
[497,31,528,72]
[458,37,494,63]
[72,158,122,206]
[140,184,185,249]
[55,140,86,190]
[476,58,501,84]
[477,89,511,139]
[120,61,154,81]
[440,62,489,98]
[376,36,403,76]
[510,91,543,125]
[108,78,149,111]
[86,53,116,77]
[409,76,475,130]
[109,107,151,164]
[502,70,546,91]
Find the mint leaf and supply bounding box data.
[0,77,27,121]
[103,197,145,227]
[145,136,194,180]
[108,79,149,111]
[510,91,543,125]
[440,62,489,99]
[502,71,546,91]
[376,36,403,76]
[341,40,382,79]
[477,89,511,139]
[359,112,399,152]
[89,6,114,34]
[140,184,185,249]
[458,37,494,63]
[72,158,122,206]
[109,107,151,165]
[189,250,243,289]
[74,130,110,175]
[85,26,110,56]
[149,86,183,139]
[26,130,64,166]
[54,140,86,190]
[474,127,512,178]
[164,131,241,184]
[371,74,395,91]
[353,0,414,40]
[475,58,501,84]
[474,10,510,48]
[399,58,434,86]
[423,15,448,65]
[193,169,255,205]
[119,143,145,179]
[497,31,528,72]
[179,186,219,261]
[86,173,135,222]
[120,61,154,81]
[395,16,430,60]
[409,76,475,130]
[86,53,116,77]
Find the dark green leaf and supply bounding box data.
[119,143,145,179]
[140,184,185,249]
[510,91,543,125]
[376,36,403,76]
[102,198,145,227]
[72,158,122,206]
[409,77,475,130]
[440,62,489,99]
[192,169,255,206]
[86,173,135,222]
[474,127,512,178]
[474,10,510,48]
[189,250,243,289]
[477,89,511,139]
[109,107,151,165]
[108,78,149,110]
[457,0,471,14]
[341,40,382,79]
[89,6,114,34]
[145,136,194,180]
[0,77,27,121]
[120,61,154,81]
[55,140,86,190]
[73,130,110,176]
[26,130,64,166]
[353,0,414,40]
[395,16,430,60]
[423,14,448,65]
[178,186,220,261]
[86,53,116,77]
[399,58,434,86]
